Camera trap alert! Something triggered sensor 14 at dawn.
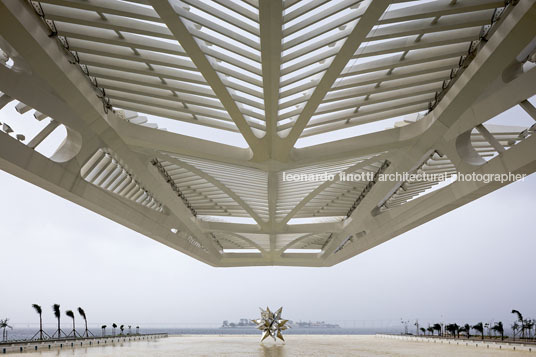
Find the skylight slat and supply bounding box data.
[283,9,362,50]
[76,52,207,84]
[286,71,449,109]
[174,5,261,51]
[368,9,494,42]
[379,0,504,24]
[212,0,259,22]
[108,93,235,122]
[183,23,261,62]
[301,103,431,135]
[316,83,442,115]
[55,22,186,56]
[323,71,452,103]
[280,60,331,87]
[281,45,339,75]
[352,27,481,58]
[67,38,196,70]
[281,83,439,120]
[96,79,224,109]
[297,103,429,136]
[221,78,264,99]
[181,0,260,36]
[112,100,242,132]
[212,63,263,87]
[282,25,354,63]
[38,0,161,22]
[283,0,330,23]
[84,65,217,97]
[308,93,435,126]
[341,42,468,77]
[333,58,458,90]
[283,0,362,36]
[41,3,174,39]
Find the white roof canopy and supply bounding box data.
[0,0,535,266]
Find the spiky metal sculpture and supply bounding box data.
[252,307,289,342]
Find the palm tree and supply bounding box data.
[445,323,459,338]
[525,319,534,339]
[112,323,117,336]
[0,318,13,342]
[136,326,139,335]
[420,327,426,335]
[66,310,80,338]
[78,307,92,337]
[120,325,124,335]
[101,325,107,337]
[512,310,524,339]
[445,324,453,337]
[427,326,434,336]
[491,322,504,340]
[463,323,471,338]
[473,322,484,340]
[432,323,442,337]
[31,304,45,340]
[52,304,65,338]
[512,322,520,341]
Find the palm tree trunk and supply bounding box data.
[39,314,43,340]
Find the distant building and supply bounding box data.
[292,321,340,328]
[221,319,340,328]
[221,319,256,328]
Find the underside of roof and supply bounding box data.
[0,0,535,266]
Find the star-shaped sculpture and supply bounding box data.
[252,306,289,342]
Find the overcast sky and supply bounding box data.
[1,166,535,330]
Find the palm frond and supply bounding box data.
[472,322,484,333]
[512,309,523,322]
[492,321,504,333]
[65,310,74,319]
[78,307,86,320]
[53,304,61,319]
[0,318,13,329]
[32,304,42,315]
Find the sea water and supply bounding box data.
[3,327,401,341]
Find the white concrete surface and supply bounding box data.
[10,335,536,356]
